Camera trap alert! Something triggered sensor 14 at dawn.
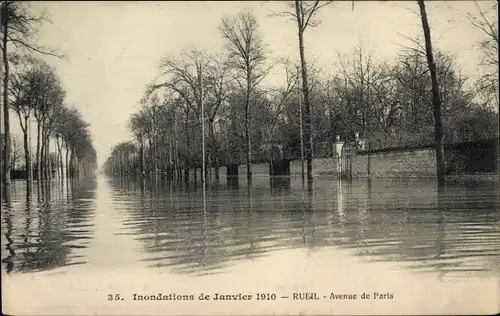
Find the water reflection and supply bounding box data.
[104,176,499,279]
[331,180,500,279]
[2,175,499,280]
[1,179,97,273]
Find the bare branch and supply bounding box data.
[7,37,65,59]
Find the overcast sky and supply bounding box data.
[6,1,495,167]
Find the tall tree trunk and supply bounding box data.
[56,136,63,179]
[147,136,153,175]
[153,121,158,177]
[44,133,49,179]
[61,139,65,179]
[45,134,51,180]
[41,129,47,181]
[126,150,130,175]
[245,108,252,180]
[9,146,15,171]
[139,135,145,177]
[295,0,313,181]
[173,127,180,179]
[184,116,190,182]
[35,122,42,181]
[65,140,70,179]
[42,134,46,180]
[120,151,124,176]
[200,75,206,186]
[168,133,173,179]
[209,120,219,180]
[41,132,47,180]
[245,73,252,180]
[417,0,445,187]
[22,124,31,188]
[2,10,11,187]
[76,156,81,179]
[69,146,75,178]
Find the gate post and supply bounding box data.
[334,135,344,179]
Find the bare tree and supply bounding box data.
[0,1,63,187]
[149,49,212,182]
[128,111,149,177]
[417,0,445,186]
[271,0,333,180]
[9,55,35,184]
[205,53,232,180]
[218,10,270,180]
[27,61,65,182]
[261,58,298,160]
[337,45,384,137]
[466,1,499,174]
[466,1,499,72]
[467,1,499,105]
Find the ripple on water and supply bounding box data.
[1,177,499,280]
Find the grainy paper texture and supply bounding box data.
[1,1,499,315]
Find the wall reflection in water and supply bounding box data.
[106,176,499,278]
[1,179,97,273]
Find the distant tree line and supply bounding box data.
[101,1,499,183]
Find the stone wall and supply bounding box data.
[188,140,497,180]
[290,157,338,176]
[290,148,436,178]
[239,163,269,177]
[186,148,438,180]
[201,147,439,179]
[352,148,437,178]
[313,157,337,175]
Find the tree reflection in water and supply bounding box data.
[1,178,97,273]
[333,179,500,279]
[4,175,497,279]
[107,176,499,279]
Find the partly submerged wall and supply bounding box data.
[200,139,498,180]
[352,147,437,178]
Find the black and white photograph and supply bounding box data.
[1,1,499,315]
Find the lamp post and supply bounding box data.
[334,135,344,179]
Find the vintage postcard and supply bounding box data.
[1,1,499,315]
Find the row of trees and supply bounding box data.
[102,1,498,185]
[1,2,97,191]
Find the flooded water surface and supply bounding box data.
[2,176,499,315]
